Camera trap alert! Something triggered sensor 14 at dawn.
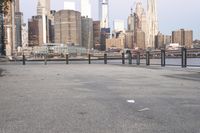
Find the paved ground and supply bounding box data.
[0,64,200,133]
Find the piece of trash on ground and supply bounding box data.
[138,108,150,112]
[127,100,135,103]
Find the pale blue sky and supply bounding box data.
[21,0,200,39]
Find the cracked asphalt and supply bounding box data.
[0,64,200,133]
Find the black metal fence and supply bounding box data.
[17,48,200,68]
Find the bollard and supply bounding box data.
[161,50,166,67]
[146,51,150,66]
[136,52,140,65]
[44,54,47,65]
[66,54,69,64]
[104,53,107,64]
[122,53,125,64]
[88,54,91,64]
[22,54,26,65]
[181,47,187,68]
[128,52,132,65]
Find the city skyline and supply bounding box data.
[19,0,200,39]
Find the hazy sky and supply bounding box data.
[20,0,200,39]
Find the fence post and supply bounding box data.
[104,53,107,64]
[44,54,47,65]
[161,50,166,67]
[66,54,69,64]
[181,47,187,68]
[146,51,150,66]
[136,52,140,65]
[128,52,132,64]
[22,54,26,65]
[122,53,125,64]
[88,54,91,64]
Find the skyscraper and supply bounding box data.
[81,0,91,18]
[36,0,51,44]
[37,0,50,16]
[99,0,109,28]
[147,0,159,49]
[15,0,20,12]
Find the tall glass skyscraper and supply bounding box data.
[147,0,159,49]
[99,0,109,28]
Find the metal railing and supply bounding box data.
[3,48,199,68]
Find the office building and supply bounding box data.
[125,31,134,49]
[93,21,101,49]
[99,0,109,28]
[28,15,44,47]
[127,11,135,32]
[0,13,4,55]
[21,23,28,48]
[146,0,159,48]
[135,29,145,50]
[37,0,50,16]
[54,10,81,45]
[3,0,15,56]
[172,29,193,48]
[81,0,91,18]
[100,28,110,50]
[81,17,93,49]
[106,32,125,50]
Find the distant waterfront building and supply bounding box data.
[135,29,145,50]
[155,33,171,49]
[99,0,109,28]
[15,12,23,49]
[146,0,159,49]
[93,21,101,49]
[113,20,125,32]
[4,1,15,56]
[127,11,135,32]
[37,0,51,44]
[81,17,93,49]
[81,0,91,18]
[100,28,110,50]
[28,16,44,47]
[49,10,56,43]
[125,31,134,49]
[172,29,193,48]
[106,32,125,50]
[0,13,4,55]
[54,10,81,45]
[37,0,50,16]
[64,1,76,10]
[21,23,28,48]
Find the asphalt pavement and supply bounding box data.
[0,64,200,133]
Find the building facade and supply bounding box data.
[54,10,81,45]
[172,29,193,48]
[28,15,44,47]
[146,0,159,49]
[106,33,125,50]
[99,0,109,28]
[93,21,101,49]
[135,30,145,50]
[15,12,23,49]
[81,17,93,49]
[0,13,4,55]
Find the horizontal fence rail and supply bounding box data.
[1,48,200,67]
